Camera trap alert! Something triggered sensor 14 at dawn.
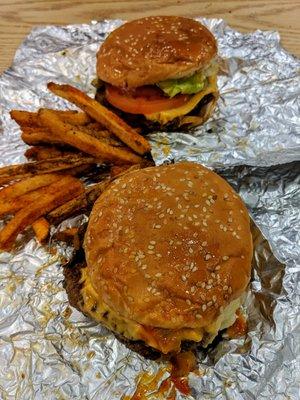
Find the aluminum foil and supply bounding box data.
[0,18,299,400]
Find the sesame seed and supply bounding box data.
[155,225,161,229]
[148,250,154,254]
[205,254,212,260]
[202,241,207,247]
[182,275,187,282]
[223,256,229,261]
[202,304,207,311]
[189,248,193,254]
[159,213,164,219]
[212,295,217,302]
[196,314,202,319]
[155,273,162,278]
[141,265,147,270]
[191,286,196,293]
[186,299,192,305]
[156,254,162,258]
[148,245,154,250]
[150,240,156,245]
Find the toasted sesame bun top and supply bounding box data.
[84,162,252,330]
[97,16,217,88]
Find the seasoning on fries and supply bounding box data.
[47,82,151,155]
[38,108,142,164]
[0,176,84,250]
[1,81,152,251]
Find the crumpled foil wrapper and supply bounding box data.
[0,18,299,399]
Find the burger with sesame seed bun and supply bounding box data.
[63,162,253,358]
[94,16,219,132]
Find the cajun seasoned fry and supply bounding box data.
[110,164,132,177]
[0,177,71,216]
[25,146,79,161]
[0,173,63,202]
[47,194,87,225]
[47,82,151,155]
[38,109,142,165]
[21,126,120,148]
[10,109,92,127]
[47,177,114,225]
[0,176,84,251]
[21,128,65,146]
[80,123,124,147]
[0,155,97,186]
[32,218,50,244]
[54,227,81,250]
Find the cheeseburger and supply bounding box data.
[95,16,219,131]
[64,162,252,357]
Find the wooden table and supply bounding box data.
[0,0,299,72]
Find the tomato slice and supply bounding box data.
[105,85,190,114]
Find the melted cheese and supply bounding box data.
[145,75,218,124]
[80,269,241,354]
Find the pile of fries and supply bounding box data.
[0,83,151,251]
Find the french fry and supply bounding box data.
[47,178,112,225]
[0,176,84,251]
[21,128,65,146]
[47,83,151,155]
[38,109,142,165]
[25,146,79,161]
[46,194,88,225]
[110,164,132,177]
[0,176,72,216]
[32,218,50,243]
[0,173,63,202]
[54,227,81,250]
[81,123,124,147]
[10,109,91,127]
[0,155,97,186]
[22,125,122,149]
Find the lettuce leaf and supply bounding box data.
[157,61,218,98]
[157,72,206,98]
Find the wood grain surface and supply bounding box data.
[0,0,299,72]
